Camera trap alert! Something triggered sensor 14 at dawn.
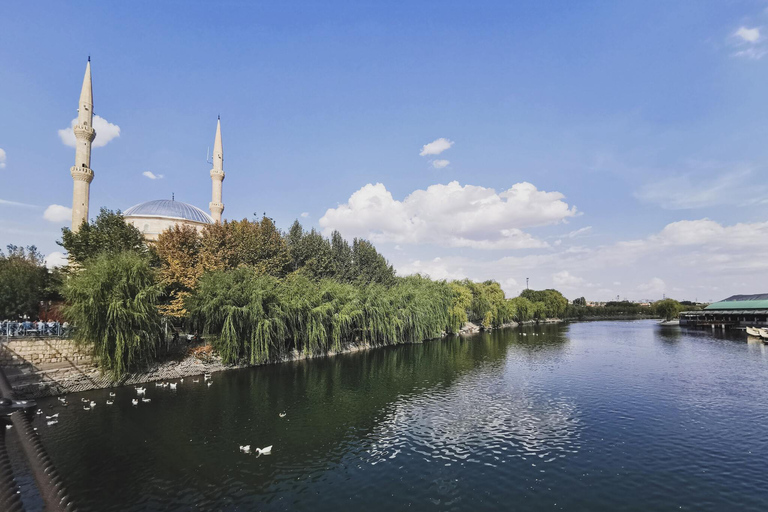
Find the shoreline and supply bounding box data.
[4,317,659,399]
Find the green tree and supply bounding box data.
[62,251,163,379]
[352,238,395,286]
[653,298,683,321]
[58,208,145,266]
[573,297,587,307]
[0,245,48,319]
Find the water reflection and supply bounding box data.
[17,320,768,512]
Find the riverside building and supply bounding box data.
[680,294,768,329]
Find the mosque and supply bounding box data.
[68,59,225,241]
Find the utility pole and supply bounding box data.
[526,277,529,290]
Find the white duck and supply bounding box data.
[135,387,146,394]
[109,392,116,397]
[207,381,213,387]
[36,409,43,415]
[131,399,139,406]
[279,412,286,418]
[46,413,59,419]
[106,400,114,405]
[58,396,67,403]
[142,398,152,403]
[169,383,177,390]
[47,420,58,426]
[239,445,251,453]
[83,406,90,411]
[90,401,96,407]
[255,445,272,456]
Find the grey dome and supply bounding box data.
[124,199,213,224]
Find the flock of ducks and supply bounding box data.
[19,371,283,458]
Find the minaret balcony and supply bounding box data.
[209,202,224,212]
[210,169,225,180]
[73,125,96,141]
[70,165,94,183]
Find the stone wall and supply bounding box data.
[0,338,93,367]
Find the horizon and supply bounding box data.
[2,1,768,302]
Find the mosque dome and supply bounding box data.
[124,199,213,224]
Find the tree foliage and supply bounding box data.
[62,251,163,379]
[0,245,49,319]
[58,208,145,266]
[153,224,204,318]
[653,299,683,321]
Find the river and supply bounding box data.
[10,320,768,511]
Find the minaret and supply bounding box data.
[209,116,225,223]
[70,58,96,231]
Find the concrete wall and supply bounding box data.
[0,338,93,367]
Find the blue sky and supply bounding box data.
[2,1,768,302]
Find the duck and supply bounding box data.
[90,401,96,407]
[36,409,43,415]
[135,387,146,394]
[83,406,91,411]
[239,445,251,453]
[5,425,12,430]
[207,381,213,387]
[47,420,58,426]
[169,383,177,390]
[57,396,67,403]
[204,373,212,380]
[106,400,114,405]
[255,445,272,456]
[192,379,200,383]
[142,398,151,403]
[131,399,139,406]
[155,382,163,387]
[180,378,184,383]
[45,413,59,419]
[279,412,286,418]
[81,398,89,403]
[109,392,116,397]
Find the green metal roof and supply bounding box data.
[705,294,768,310]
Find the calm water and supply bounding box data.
[11,320,768,511]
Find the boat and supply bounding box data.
[746,326,768,342]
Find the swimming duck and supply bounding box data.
[47,420,58,426]
[142,398,151,403]
[239,445,251,453]
[83,406,90,411]
[131,399,139,406]
[106,400,114,405]
[109,392,116,397]
[255,445,272,456]
[46,413,59,419]
[170,383,177,390]
[279,412,286,418]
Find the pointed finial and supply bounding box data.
[217,114,220,120]
[88,55,91,62]
[172,192,175,201]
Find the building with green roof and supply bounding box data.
[680,294,768,328]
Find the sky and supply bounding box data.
[2,0,768,302]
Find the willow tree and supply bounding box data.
[62,251,163,380]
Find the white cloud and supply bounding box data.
[320,181,578,250]
[419,138,453,156]
[0,199,37,208]
[735,26,760,43]
[142,171,164,180]
[43,204,72,223]
[44,251,68,269]
[432,159,450,169]
[637,277,665,295]
[300,212,310,218]
[0,148,6,169]
[58,115,121,148]
[390,217,768,301]
[635,167,758,209]
[552,270,586,288]
[565,226,592,238]
[398,257,468,281]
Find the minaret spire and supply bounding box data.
[209,117,225,223]
[70,59,96,231]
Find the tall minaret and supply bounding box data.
[70,58,96,231]
[209,116,225,223]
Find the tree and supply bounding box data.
[59,208,145,266]
[653,299,683,321]
[199,217,291,276]
[573,297,587,307]
[153,224,203,318]
[62,251,163,380]
[0,245,48,319]
[351,238,395,286]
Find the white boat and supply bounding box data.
[746,327,768,342]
